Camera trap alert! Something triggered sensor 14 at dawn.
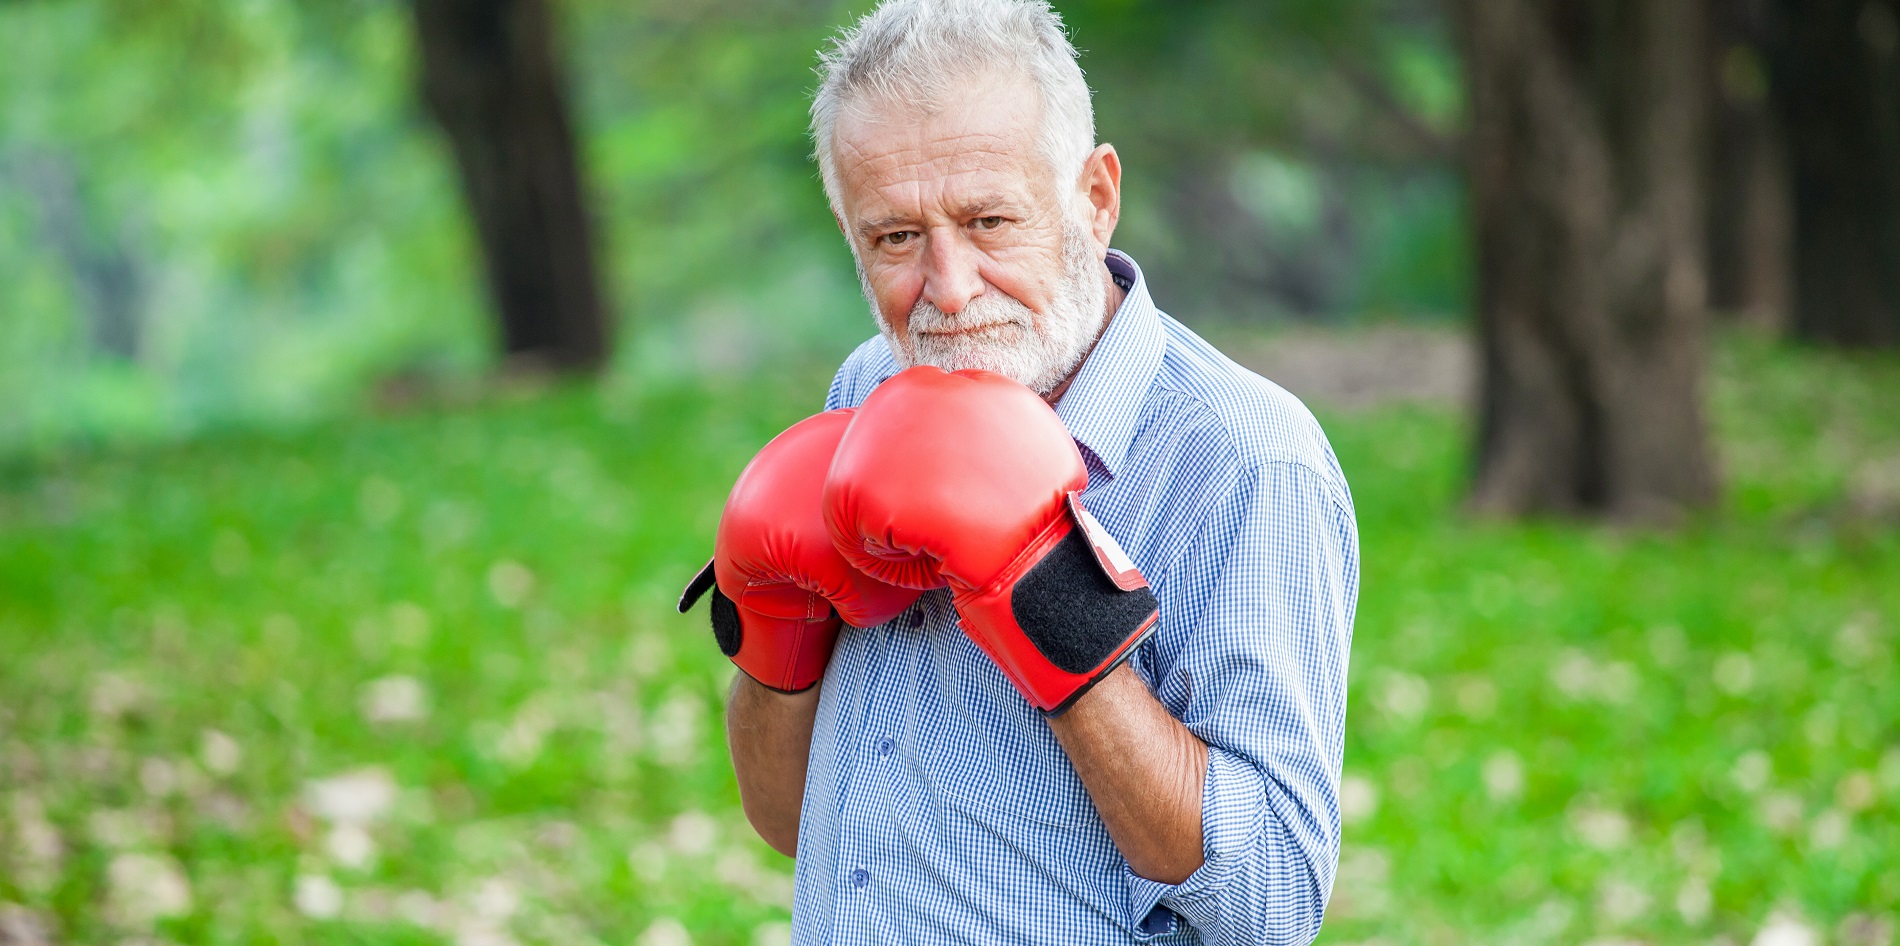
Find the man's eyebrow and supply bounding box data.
[955,195,1020,218]
[853,196,1025,240]
[855,213,916,239]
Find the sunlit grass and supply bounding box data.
[1,338,1897,945]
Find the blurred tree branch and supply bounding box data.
[1330,56,1459,162]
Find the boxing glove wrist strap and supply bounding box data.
[953,495,1160,715]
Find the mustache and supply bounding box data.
[905,296,1032,336]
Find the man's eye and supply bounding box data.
[881,231,914,246]
[974,216,1004,230]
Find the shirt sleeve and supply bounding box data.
[1124,459,1358,946]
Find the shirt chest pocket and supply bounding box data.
[913,637,1096,828]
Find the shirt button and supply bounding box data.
[878,737,894,757]
[851,868,870,889]
[908,611,924,629]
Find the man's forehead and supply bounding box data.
[832,74,1046,210]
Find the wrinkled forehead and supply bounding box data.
[830,73,1053,216]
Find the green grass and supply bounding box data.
[2,337,1898,945]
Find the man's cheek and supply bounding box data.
[979,261,1054,317]
[868,272,923,327]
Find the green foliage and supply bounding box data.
[0,0,1470,453]
[1,336,1896,942]
[0,0,487,448]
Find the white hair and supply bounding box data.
[810,0,1097,214]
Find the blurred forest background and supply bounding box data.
[2,0,1899,944]
[1,0,1480,448]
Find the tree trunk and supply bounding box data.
[1768,0,1900,347]
[413,0,611,372]
[1452,0,1718,521]
[1706,1,1792,330]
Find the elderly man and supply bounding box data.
[690,1,1357,942]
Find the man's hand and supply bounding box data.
[725,674,822,857]
[1047,665,1208,885]
[824,366,1158,714]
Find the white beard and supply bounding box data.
[864,223,1108,396]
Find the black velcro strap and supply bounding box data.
[1011,527,1159,676]
[678,558,718,613]
[709,587,743,658]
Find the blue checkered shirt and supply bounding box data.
[795,250,1357,945]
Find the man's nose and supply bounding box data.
[919,231,984,315]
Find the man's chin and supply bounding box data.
[912,346,1035,383]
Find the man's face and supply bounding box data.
[831,74,1109,395]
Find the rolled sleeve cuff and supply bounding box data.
[1124,743,1267,937]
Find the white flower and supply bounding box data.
[648,694,705,768]
[453,925,522,946]
[751,921,792,946]
[1752,911,1819,946]
[629,842,667,884]
[107,852,193,927]
[327,823,378,869]
[715,847,760,887]
[1550,649,1596,699]
[1569,803,1631,850]
[361,675,430,724]
[138,758,179,798]
[395,889,442,929]
[1677,877,1712,925]
[468,877,518,923]
[1483,751,1525,802]
[9,795,63,894]
[496,699,556,767]
[304,768,399,826]
[1595,661,1638,704]
[0,903,55,945]
[1375,671,1430,724]
[89,673,144,720]
[1759,792,1804,834]
[1339,774,1379,824]
[1809,809,1850,850]
[638,917,692,946]
[669,810,719,856]
[88,807,169,850]
[487,560,535,608]
[1732,751,1772,794]
[294,874,344,919]
[1837,771,1878,811]
[1598,878,1650,923]
[200,730,242,777]
[1713,652,1755,695]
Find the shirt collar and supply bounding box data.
[1054,249,1166,482]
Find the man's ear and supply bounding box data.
[1079,143,1122,249]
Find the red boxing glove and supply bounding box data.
[825,367,1159,715]
[679,409,921,693]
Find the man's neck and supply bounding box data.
[1043,270,1128,407]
